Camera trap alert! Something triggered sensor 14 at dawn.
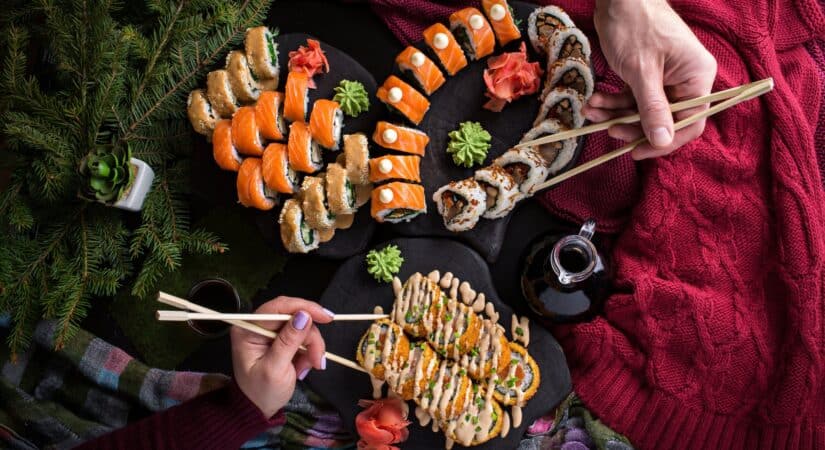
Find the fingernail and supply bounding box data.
[298,368,310,380]
[321,356,327,370]
[650,127,672,147]
[293,311,309,330]
[322,308,335,318]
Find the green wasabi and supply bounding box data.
[366,244,404,283]
[333,79,370,117]
[447,121,491,168]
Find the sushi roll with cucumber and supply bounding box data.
[371,182,427,223]
[527,5,574,55]
[449,7,496,61]
[206,69,238,117]
[493,146,550,196]
[287,122,323,173]
[244,26,280,89]
[493,342,540,406]
[187,89,219,136]
[255,91,287,141]
[262,143,300,194]
[231,106,264,156]
[236,158,278,211]
[474,165,521,219]
[300,175,336,230]
[356,319,411,380]
[279,198,320,253]
[325,163,357,215]
[284,71,310,123]
[211,120,242,172]
[433,178,488,232]
[543,57,594,100]
[395,46,446,96]
[481,0,522,46]
[309,99,344,150]
[534,86,585,128]
[226,50,260,103]
[376,75,430,126]
[520,118,578,175]
[546,26,592,68]
[342,133,371,185]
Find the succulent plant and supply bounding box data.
[79,143,135,203]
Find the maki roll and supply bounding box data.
[187,89,218,136]
[236,158,278,211]
[482,0,522,46]
[395,46,446,96]
[493,342,540,406]
[206,70,238,117]
[426,295,483,360]
[493,146,550,196]
[300,175,336,230]
[244,26,280,88]
[212,120,242,172]
[466,322,512,380]
[546,26,592,68]
[225,50,260,103]
[419,360,474,421]
[356,319,411,380]
[262,143,300,194]
[287,122,323,173]
[527,5,574,55]
[449,7,496,61]
[446,389,504,446]
[284,71,310,123]
[386,341,439,401]
[279,198,320,253]
[423,23,468,76]
[520,118,578,175]
[255,91,287,141]
[342,133,370,184]
[474,165,521,219]
[535,86,585,128]
[231,106,264,156]
[543,57,594,100]
[371,182,427,223]
[325,163,357,215]
[391,272,442,338]
[433,179,488,232]
[308,99,344,150]
[372,121,429,156]
[376,76,430,126]
[368,155,421,184]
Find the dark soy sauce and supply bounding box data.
[559,245,589,273]
[188,279,241,336]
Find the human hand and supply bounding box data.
[586,0,717,159]
[230,297,334,417]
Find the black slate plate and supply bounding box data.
[306,237,571,450]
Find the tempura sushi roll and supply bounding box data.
[423,23,468,76]
[226,50,260,103]
[369,155,421,184]
[262,143,300,194]
[543,57,593,100]
[342,133,370,184]
[255,91,287,141]
[395,46,445,96]
[284,71,310,123]
[546,26,591,68]
[419,361,474,421]
[493,342,540,406]
[372,122,429,156]
[387,341,439,401]
[212,120,242,172]
[231,106,264,156]
[376,76,430,126]
[287,122,323,173]
[371,182,427,223]
[244,26,280,82]
[474,165,521,219]
[187,89,219,136]
[493,146,550,196]
[535,86,584,128]
[449,7,495,61]
[446,393,504,446]
[308,99,343,150]
[528,5,574,55]
[520,118,578,174]
[356,320,411,380]
[300,175,336,230]
[279,198,320,253]
[236,158,278,211]
[433,179,487,232]
[426,296,482,360]
[325,163,357,215]
[482,0,522,46]
[206,70,238,117]
[391,272,442,338]
[467,324,512,380]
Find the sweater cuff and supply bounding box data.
[192,381,284,448]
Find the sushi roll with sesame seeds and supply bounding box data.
[206,70,238,117]
[546,26,592,68]
[244,26,280,86]
[187,89,219,136]
[433,178,487,232]
[279,198,320,253]
[527,5,574,55]
[300,175,336,230]
[493,146,550,196]
[325,163,357,215]
[474,165,522,219]
[520,118,579,175]
[534,86,585,129]
[543,57,594,101]
[226,50,261,103]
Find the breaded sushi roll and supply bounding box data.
[474,165,521,219]
[300,175,336,230]
[426,295,483,359]
[279,198,320,253]
[284,71,310,123]
[445,386,504,447]
[547,26,591,68]
[433,179,488,232]
[386,341,439,401]
[342,133,370,184]
[395,46,445,96]
[325,163,356,215]
[231,106,264,156]
[493,146,550,196]
[418,360,474,421]
[482,0,522,46]
[449,7,496,61]
[543,57,593,100]
[226,50,260,103]
[244,26,280,82]
[187,89,219,136]
[527,5,574,55]
[520,118,578,175]
[287,122,323,173]
[466,322,512,380]
[262,143,300,194]
[212,120,242,172]
[236,158,278,211]
[535,86,585,128]
[255,91,287,141]
[372,122,429,156]
[391,272,442,338]
[309,99,343,150]
[371,182,427,223]
[493,342,540,406]
[423,23,468,76]
[368,155,421,184]
[356,319,411,380]
[376,76,430,126]
[206,70,238,117]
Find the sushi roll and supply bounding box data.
[376,76,430,126]
[474,165,521,219]
[395,46,446,96]
[225,50,260,103]
[449,7,496,61]
[287,122,323,173]
[493,342,540,406]
[342,133,370,184]
[300,175,336,230]
[535,86,585,128]
[279,198,320,253]
[446,389,504,446]
[494,146,550,196]
[262,143,300,194]
[284,71,310,123]
[236,158,278,211]
[255,91,287,141]
[419,360,474,421]
[546,26,592,68]
[520,118,578,174]
[206,70,238,117]
[527,5,574,55]
[231,106,264,156]
[356,320,411,380]
[391,272,442,338]
[433,179,488,232]
[187,89,219,136]
[371,182,427,223]
[422,23,468,76]
[426,295,483,360]
[211,119,242,172]
[372,121,429,156]
[386,341,439,401]
[368,155,421,184]
[308,99,344,150]
[543,57,594,100]
[482,0,522,47]
[325,163,357,215]
[244,26,280,84]
[466,323,512,380]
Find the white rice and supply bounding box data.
[546,26,591,68]
[534,86,585,128]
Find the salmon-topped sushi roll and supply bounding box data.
[308,99,344,150]
[371,181,427,223]
[287,122,323,173]
[212,120,242,172]
[262,143,300,194]
[372,121,429,156]
[376,76,430,126]
[449,7,495,61]
[284,71,310,123]
[255,91,287,141]
[395,46,445,96]
[423,23,468,76]
[482,0,522,46]
[231,106,264,156]
[236,158,278,210]
[356,320,411,380]
[369,155,421,184]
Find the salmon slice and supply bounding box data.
[370,181,426,223]
[212,119,242,172]
[482,0,522,46]
[287,121,322,173]
[231,106,264,156]
[369,155,421,183]
[395,46,446,96]
[283,71,309,123]
[255,91,286,141]
[308,99,342,150]
[449,7,496,60]
[237,158,277,210]
[372,121,429,156]
[422,23,468,76]
[376,75,430,126]
[262,143,297,194]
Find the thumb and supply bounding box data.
[264,310,312,373]
[627,71,674,148]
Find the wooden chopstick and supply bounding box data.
[156,310,388,322]
[515,78,774,149]
[532,77,774,192]
[156,292,368,374]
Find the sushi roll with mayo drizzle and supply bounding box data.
[300,175,336,230]
[391,272,443,338]
[493,342,540,406]
[356,319,411,380]
[325,163,357,215]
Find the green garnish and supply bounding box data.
[475,426,482,433]
[459,369,466,376]
[491,410,499,423]
[515,327,524,336]
[511,359,518,366]
[470,347,479,357]
[365,244,404,283]
[346,181,356,207]
[509,5,522,28]
[333,79,370,117]
[447,121,491,168]
[472,384,479,393]
[507,377,518,387]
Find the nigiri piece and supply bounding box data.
[449,7,495,60]
[255,91,287,141]
[287,121,323,173]
[371,121,429,156]
[369,155,421,184]
[237,158,278,210]
[212,119,242,172]
[395,46,445,96]
[376,75,430,126]
[482,0,522,46]
[262,143,300,194]
[371,182,427,223]
[422,23,468,76]
[231,106,264,156]
[308,99,343,150]
[284,71,310,123]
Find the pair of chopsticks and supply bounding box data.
[515,78,775,192]
[156,291,373,374]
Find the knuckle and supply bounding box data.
[642,97,669,115]
[277,328,299,348]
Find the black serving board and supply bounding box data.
[306,237,571,450]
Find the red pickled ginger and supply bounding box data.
[288,39,330,88]
[483,42,543,112]
[355,398,410,450]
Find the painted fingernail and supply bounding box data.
[321,356,327,370]
[298,368,310,380]
[293,311,309,330]
[650,127,672,147]
[322,308,335,318]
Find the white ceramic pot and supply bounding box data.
[114,158,154,212]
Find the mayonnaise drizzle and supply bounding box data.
[511,314,531,347]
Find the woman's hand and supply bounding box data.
[230,297,334,417]
[586,0,717,159]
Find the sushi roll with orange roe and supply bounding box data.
[482,0,522,46]
[449,7,496,61]
[423,23,468,76]
[395,46,445,96]
[232,106,264,156]
[376,76,430,126]
[212,120,242,172]
[236,158,278,211]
